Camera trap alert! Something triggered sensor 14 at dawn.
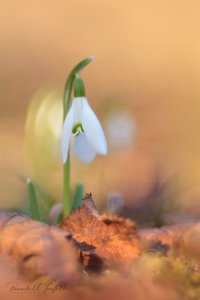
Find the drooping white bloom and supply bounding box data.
[61,97,107,163]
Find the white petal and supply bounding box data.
[72,97,84,125]
[61,106,74,164]
[74,133,96,163]
[82,99,108,155]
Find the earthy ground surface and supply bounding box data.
[0,195,200,299]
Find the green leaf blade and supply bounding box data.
[72,182,84,210]
[26,178,41,221]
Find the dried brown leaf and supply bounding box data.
[60,194,140,268]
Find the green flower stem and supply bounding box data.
[26,178,41,221]
[63,156,71,216]
[63,56,94,216]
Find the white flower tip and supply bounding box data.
[26,177,32,184]
[99,143,108,156]
[62,155,67,165]
[95,130,108,156]
[103,147,108,155]
[61,131,70,164]
[61,143,68,164]
[82,156,96,164]
[88,55,95,62]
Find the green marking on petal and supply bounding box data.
[72,123,84,135]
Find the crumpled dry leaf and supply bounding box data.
[138,224,190,248]
[138,222,200,258]
[0,211,78,282]
[60,193,140,269]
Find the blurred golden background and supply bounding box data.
[1,0,200,218]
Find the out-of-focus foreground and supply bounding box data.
[1,1,200,216]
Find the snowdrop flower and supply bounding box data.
[61,94,107,164]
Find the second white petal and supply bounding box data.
[74,133,96,163]
[82,99,108,155]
